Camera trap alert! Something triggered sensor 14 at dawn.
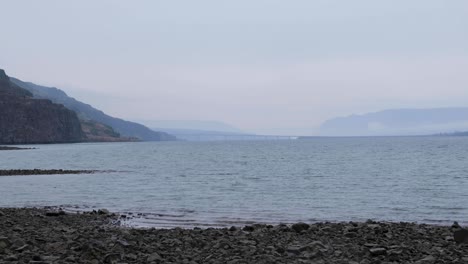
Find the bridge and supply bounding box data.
[172,133,299,141]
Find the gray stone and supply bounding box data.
[291,222,310,233]
[415,255,436,264]
[0,237,11,249]
[104,253,121,264]
[453,228,468,244]
[243,225,254,232]
[369,247,386,256]
[98,209,110,215]
[147,252,163,262]
[15,244,28,252]
[286,246,302,255]
[344,232,357,238]
[363,243,379,248]
[5,255,19,261]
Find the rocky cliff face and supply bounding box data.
[0,69,83,144]
[11,77,177,141]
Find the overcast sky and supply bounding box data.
[1,0,468,135]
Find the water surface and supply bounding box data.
[1,137,467,227]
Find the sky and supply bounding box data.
[1,0,468,135]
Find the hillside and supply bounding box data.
[11,78,176,141]
[150,127,249,141]
[320,108,468,136]
[140,120,245,134]
[80,120,139,142]
[0,70,83,144]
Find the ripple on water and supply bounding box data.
[0,138,468,227]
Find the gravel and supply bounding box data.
[1,208,468,263]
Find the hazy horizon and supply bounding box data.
[2,0,468,135]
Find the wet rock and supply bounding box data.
[15,244,28,252]
[344,232,357,238]
[0,169,97,176]
[291,222,310,233]
[0,237,11,249]
[45,210,66,217]
[243,225,255,232]
[301,250,322,259]
[274,249,285,257]
[147,252,163,262]
[0,146,33,150]
[5,255,19,261]
[117,239,130,247]
[369,247,386,256]
[286,246,302,255]
[363,243,379,248]
[13,226,23,232]
[126,253,137,260]
[104,253,122,264]
[98,209,110,215]
[305,241,327,250]
[453,228,468,244]
[415,255,436,264]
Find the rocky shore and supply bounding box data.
[1,208,468,263]
[0,170,96,176]
[0,146,33,151]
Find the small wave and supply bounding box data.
[198,172,238,176]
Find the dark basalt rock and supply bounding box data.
[452,221,468,244]
[242,225,255,232]
[0,69,83,144]
[369,247,387,256]
[291,222,310,233]
[0,169,96,176]
[45,211,66,217]
[0,146,34,150]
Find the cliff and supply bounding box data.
[11,78,176,141]
[0,70,83,144]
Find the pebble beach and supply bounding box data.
[1,208,468,264]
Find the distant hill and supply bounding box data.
[150,127,248,141]
[0,69,83,144]
[319,108,468,136]
[139,120,245,134]
[80,119,139,142]
[11,78,176,141]
[435,131,468,137]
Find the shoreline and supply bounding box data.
[1,208,467,263]
[0,169,97,176]
[0,146,34,151]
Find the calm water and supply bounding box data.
[1,137,468,227]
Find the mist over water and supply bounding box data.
[1,138,467,228]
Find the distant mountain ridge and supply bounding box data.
[320,107,468,136]
[138,120,245,134]
[151,128,246,136]
[11,78,176,141]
